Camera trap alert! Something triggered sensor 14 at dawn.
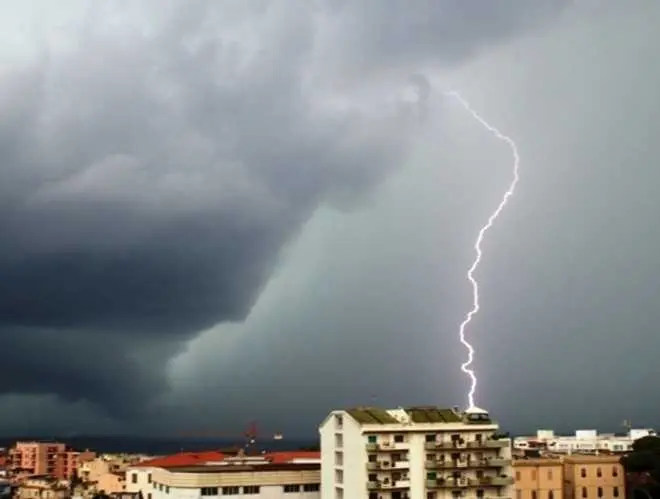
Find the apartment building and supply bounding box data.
[563,455,625,499]
[9,442,94,480]
[514,459,564,499]
[319,405,514,499]
[127,450,320,499]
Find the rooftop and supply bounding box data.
[163,462,319,474]
[343,406,485,425]
[131,450,320,469]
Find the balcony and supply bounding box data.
[484,440,510,449]
[366,443,378,452]
[426,479,470,489]
[425,460,470,470]
[393,460,409,469]
[424,441,464,450]
[484,458,510,468]
[367,480,410,491]
[491,476,514,486]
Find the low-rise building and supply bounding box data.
[15,475,69,499]
[514,459,564,499]
[127,450,320,499]
[514,430,656,454]
[563,455,625,499]
[96,471,126,495]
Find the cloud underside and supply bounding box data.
[0,0,568,425]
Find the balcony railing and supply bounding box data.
[424,441,466,450]
[484,440,510,449]
[491,476,514,486]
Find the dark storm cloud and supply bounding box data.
[0,0,567,425]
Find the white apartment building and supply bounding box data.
[513,428,656,454]
[127,451,320,499]
[319,405,513,499]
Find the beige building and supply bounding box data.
[563,455,625,499]
[16,476,69,499]
[514,459,564,499]
[96,471,126,495]
[320,405,514,499]
[151,460,320,499]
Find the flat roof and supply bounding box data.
[345,406,466,425]
[162,462,319,474]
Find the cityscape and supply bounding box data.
[0,406,655,499]
[1,3,659,499]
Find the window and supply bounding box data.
[515,471,521,480]
[427,472,437,480]
[131,474,138,484]
[582,487,588,498]
[532,491,537,499]
[368,435,377,443]
[548,470,553,480]
[531,470,537,480]
[614,487,619,497]
[549,491,554,499]
[370,493,378,499]
[477,489,484,498]
[200,487,218,496]
[426,434,436,442]
[597,487,603,498]
[596,467,602,477]
[147,494,151,499]
[581,468,587,478]
[165,487,170,494]
[147,473,152,484]
[221,487,239,495]
[283,484,301,492]
[394,434,404,443]
[243,486,260,495]
[516,491,522,499]
[427,493,437,499]
[303,484,320,492]
[612,466,618,477]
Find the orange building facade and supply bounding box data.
[514,455,626,499]
[9,442,95,480]
[563,455,625,499]
[514,458,565,499]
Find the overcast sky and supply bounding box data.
[1,1,659,438]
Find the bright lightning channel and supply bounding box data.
[444,90,521,410]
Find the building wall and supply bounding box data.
[125,466,155,499]
[563,456,625,499]
[150,468,320,499]
[96,472,126,494]
[514,459,564,499]
[321,409,513,499]
[151,484,319,499]
[9,442,90,480]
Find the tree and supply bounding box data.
[621,436,660,499]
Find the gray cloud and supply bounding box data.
[0,0,573,431]
[166,2,660,436]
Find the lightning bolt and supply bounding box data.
[445,90,520,410]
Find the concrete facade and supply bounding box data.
[514,459,564,499]
[320,405,513,499]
